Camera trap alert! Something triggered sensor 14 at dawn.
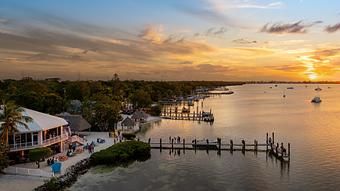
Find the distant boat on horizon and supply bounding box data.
[315,86,322,91]
[287,87,294,89]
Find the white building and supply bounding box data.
[2,108,71,156]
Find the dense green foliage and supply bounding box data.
[122,132,136,140]
[0,100,32,146]
[0,76,243,131]
[90,141,150,166]
[28,147,53,162]
[0,144,8,172]
[41,177,61,191]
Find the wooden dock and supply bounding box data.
[161,107,213,121]
[141,132,290,162]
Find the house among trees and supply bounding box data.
[120,117,135,130]
[1,107,71,160]
[131,110,148,122]
[56,112,91,133]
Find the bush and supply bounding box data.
[0,145,8,172]
[149,105,162,116]
[122,132,136,140]
[42,177,61,191]
[28,147,53,162]
[90,141,150,166]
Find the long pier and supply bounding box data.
[141,132,290,162]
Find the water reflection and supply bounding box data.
[165,148,290,176]
[72,84,340,190]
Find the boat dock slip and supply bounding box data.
[140,132,290,162]
[161,107,214,122]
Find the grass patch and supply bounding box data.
[90,141,150,167]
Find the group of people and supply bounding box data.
[47,157,57,166]
[84,141,95,154]
[169,136,182,143]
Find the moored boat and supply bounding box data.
[311,96,322,103]
[315,86,322,91]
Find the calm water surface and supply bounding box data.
[71,84,340,191]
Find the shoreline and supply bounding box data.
[0,117,161,191]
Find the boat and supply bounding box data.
[315,86,322,91]
[191,139,218,149]
[311,96,322,103]
[202,111,214,122]
[287,87,294,89]
[182,107,190,113]
[188,100,194,106]
[222,91,234,95]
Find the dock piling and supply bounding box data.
[160,138,162,150]
[288,143,291,161]
[171,138,174,150]
[266,133,268,151]
[230,140,233,150]
[183,139,185,150]
[242,140,245,151]
[148,138,151,145]
[218,138,221,151]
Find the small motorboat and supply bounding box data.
[223,91,234,95]
[287,87,294,89]
[202,111,214,122]
[311,96,322,103]
[192,139,218,149]
[315,86,322,91]
[182,107,190,113]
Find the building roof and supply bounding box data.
[131,110,148,120]
[9,108,69,133]
[56,113,91,132]
[121,117,135,127]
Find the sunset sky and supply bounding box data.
[1,0,340,81]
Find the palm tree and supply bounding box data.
[0,100,32,147]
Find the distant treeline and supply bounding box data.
[246,81,340,84]
[0,76,243,115]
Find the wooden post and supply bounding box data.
[171,138,174,150]
[206,139,209,150]
[148,138,151,145]
[183,139,185,150]
[266,133,268,151]
[194,139,197,152]
[288,143,291,161]
[254,140,258,151]
[218,138,221,151]
[160,138,162,149]
[230,140,233,150]
[242,140,245,151]
[272,132,275,145]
